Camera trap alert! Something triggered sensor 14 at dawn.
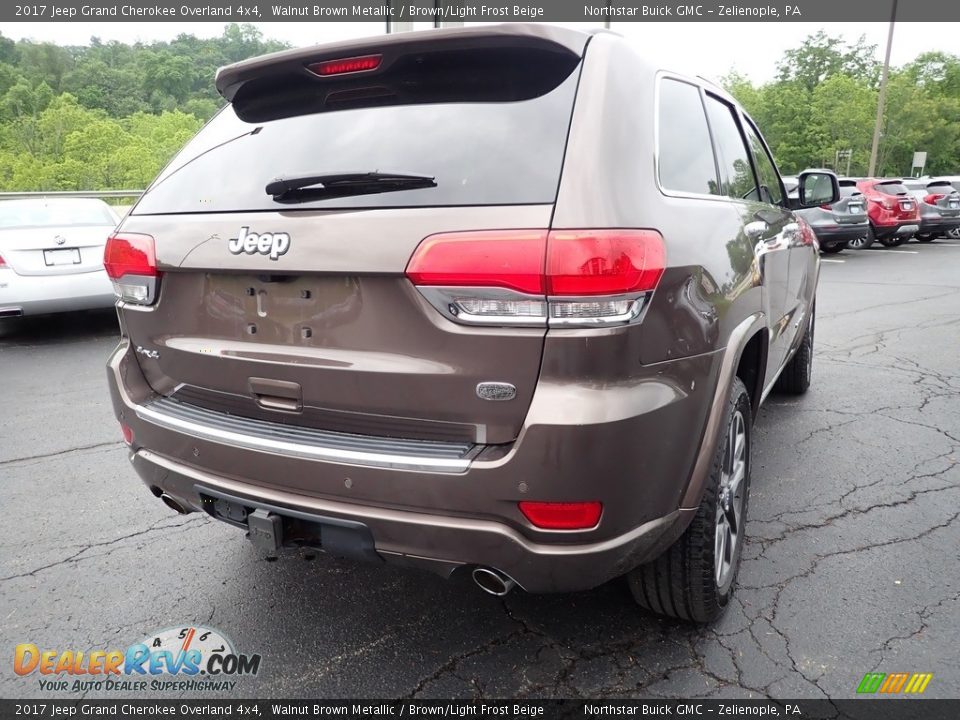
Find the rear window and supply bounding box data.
[0,200,116,229]
[839,186,862,198]
[874,182,909,196]
[134,62,581,215]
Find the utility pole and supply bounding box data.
[868,0,897,177]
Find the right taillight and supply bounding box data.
[103,233,159,305]
[406,229,665,328]
[0,252,8,270]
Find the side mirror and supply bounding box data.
[794,169,840,209]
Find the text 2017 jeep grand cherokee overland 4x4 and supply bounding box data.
[105,26,836,623]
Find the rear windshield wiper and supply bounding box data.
[266,171,436,203]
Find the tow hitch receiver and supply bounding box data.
[247,509,283,554]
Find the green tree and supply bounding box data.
[776,30,879,91]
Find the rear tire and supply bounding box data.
[820,244,844,254]
[916,234,935,243]
[878,235,907,247]
[627,377,752,624]
[775,305,814,395]
[847,226,873,250]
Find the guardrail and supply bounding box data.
[0,190,144,200]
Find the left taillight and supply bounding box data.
[924,193,946,205]
[0,252,8,269]
[103,233,159,305]
[406,229,665,328]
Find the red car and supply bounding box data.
[856,178,921,247]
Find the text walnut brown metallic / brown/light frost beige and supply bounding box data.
[104,24,838,623]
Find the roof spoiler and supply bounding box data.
[215,24,589,103]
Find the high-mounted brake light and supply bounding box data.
[519,501,603,530]
[103,233,159,305]
[406,229,665,328]
[307,54,382,77]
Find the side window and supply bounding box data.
[703,95,758,202]
[743,120,783,206]
[658,79,719,196]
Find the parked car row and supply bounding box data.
[784,175,960,252]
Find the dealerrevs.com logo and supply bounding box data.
[14,626,261,693]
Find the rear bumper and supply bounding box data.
[871,222,920,239]
[0,268,114,316]
[919,217,960,236]
[106,339,719,593]
[811,223,869,245]
[130,447,692,593]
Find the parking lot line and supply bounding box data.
[868,249,919,254]
[820,258,845,263]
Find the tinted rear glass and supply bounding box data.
[0,200,115,229]
[134,64,581,215]
[839,186,862,198]
[875,182,909,196]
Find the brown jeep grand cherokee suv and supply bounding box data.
[105,25,837,622]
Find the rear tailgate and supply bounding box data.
[117,27,587,446]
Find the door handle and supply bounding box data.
[744,220,769,239]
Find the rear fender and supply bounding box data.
[680,312,766,510]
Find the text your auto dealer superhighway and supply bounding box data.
[52,4,234,17]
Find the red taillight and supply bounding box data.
[519,501,603,530]
[924,193,946,205]
[104,233,157,280]
[871,198,894,211]
[120,423,134,446]
[0,252,7,269]
[406,229,665,327]
[546,230,666,296]
[819,204,833,210]
[307,54,382,77]
[797,219,817,247]
[405,230,547,295]
[104,233,159,305]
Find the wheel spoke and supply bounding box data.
[715,510,727,585]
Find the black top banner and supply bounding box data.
[4,0,960,24]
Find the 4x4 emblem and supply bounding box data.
[228,226,290,261]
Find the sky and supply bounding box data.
[4,21,958,85]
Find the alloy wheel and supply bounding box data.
[715,409,747,590]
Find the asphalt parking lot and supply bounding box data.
[2,240,958,700]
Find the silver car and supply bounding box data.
[0,198,119,319]
[785,177,869,252]
[903,178,960,242]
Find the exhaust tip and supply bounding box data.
[0,307,23,318]
[472,567,517,597]
[160,493,190,515]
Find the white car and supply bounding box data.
[0,198,119,318]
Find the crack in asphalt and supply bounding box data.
[0,515,207,582]
[0,440,124,466]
